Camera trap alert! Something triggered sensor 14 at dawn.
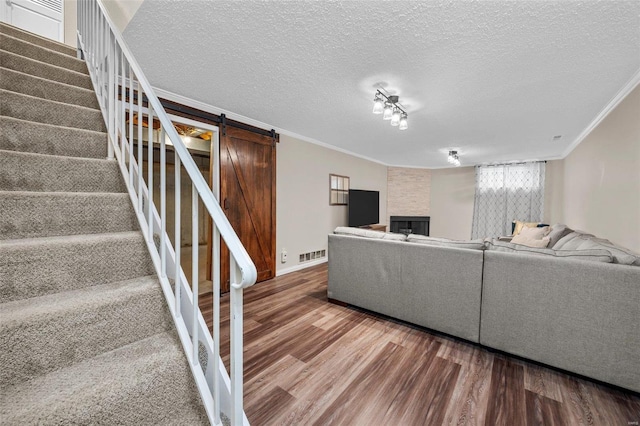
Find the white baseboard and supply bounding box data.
[276,258,327,276]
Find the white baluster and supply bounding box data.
[213,225,221,424]
[160,127,166,278]
[192,183,199,365]
[129,66,134,187]
[175,155,182,317]
[230,257,243,426]
[148,105,154,242]
[137,87,143,213]
[106,32,114,159]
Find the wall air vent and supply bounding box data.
[299,249,326,263]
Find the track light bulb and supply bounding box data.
[382,103,393,120]
[399,114,408,130]
[372,97,384,114]
[390,109,401,126]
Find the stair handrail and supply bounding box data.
[77,1,257,425]
[89,3,256,291]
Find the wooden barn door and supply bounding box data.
[218,126,276,292]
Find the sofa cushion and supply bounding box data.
[518,225,551,240]
[546,224,573,248]
[486,239,613,263]
[512,220,540,236]
[406,234,486,250]
[564,236,639,266]
[511,234,550,248]
[553,231,595,250]
[334,226,406,241]
[590,240,640,266]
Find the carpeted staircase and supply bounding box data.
[0,22,208,424]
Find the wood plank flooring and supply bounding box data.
[200,264,640,425]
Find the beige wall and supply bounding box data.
[63,0,143,47]
[277,135,387,274]
[63,0,77,47]
[102,0,144,33]
[387,167,431,224]
[549,85,640,252]
[429,166,476,240]
[543,159,564,225]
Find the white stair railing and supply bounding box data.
[76,1,257,425]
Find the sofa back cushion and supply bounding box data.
[546,224,574,248]
[334,226,407,241]
[406,234,486,250]
[553,231,595,250]
[486,239,613,263]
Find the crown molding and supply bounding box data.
[562,67,640,158]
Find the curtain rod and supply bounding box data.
[478,160,547,167]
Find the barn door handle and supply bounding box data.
[223,198,229,210]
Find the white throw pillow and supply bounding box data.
[518,225,550,240]
[511,234,551,248]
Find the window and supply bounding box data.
[471,162,546,238]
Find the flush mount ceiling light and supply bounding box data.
[372,89,408,130]
[447,150,461,167]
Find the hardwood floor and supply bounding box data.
[200,264,640,425]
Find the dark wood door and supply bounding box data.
[218,127,276,292]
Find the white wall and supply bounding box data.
[429,166,476,240]
[63,0,143,48]
[277,134,387,274]
[550,85,640,252]
[63,0,76,47]
[543,159,564,225]
[101,0,143,33]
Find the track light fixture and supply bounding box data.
[372,89,408,130]
[448,150,461,167]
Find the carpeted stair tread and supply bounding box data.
[0,116,107,158]
[0,33,88,74]
[0,22,76,57]
[1,89,105,132]
[0,231,155,303]
[0,21,208,424]
[0,330,208,425]
[0,275,173,387]
[0,49,93,89]
[1,67,100,109]
[0,150,125,193]
[0,191,139,240]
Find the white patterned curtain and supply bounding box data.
[471,162,545,239]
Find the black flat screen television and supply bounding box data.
[348,189,379,227]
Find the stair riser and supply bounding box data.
[0,150,125,193]
[0,22,76,57]
[0,117,107,159]
[1,90,106,132]
[1,67,100,109]
[0,192,139,240]
[1,50,93,89]
[0,280,173,387]
[0,33,88,74]
[0,233,155,303]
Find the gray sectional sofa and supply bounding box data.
[327,226,640,393]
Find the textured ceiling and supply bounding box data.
[124,1,640,168]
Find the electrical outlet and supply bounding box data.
[281,249,288,263]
